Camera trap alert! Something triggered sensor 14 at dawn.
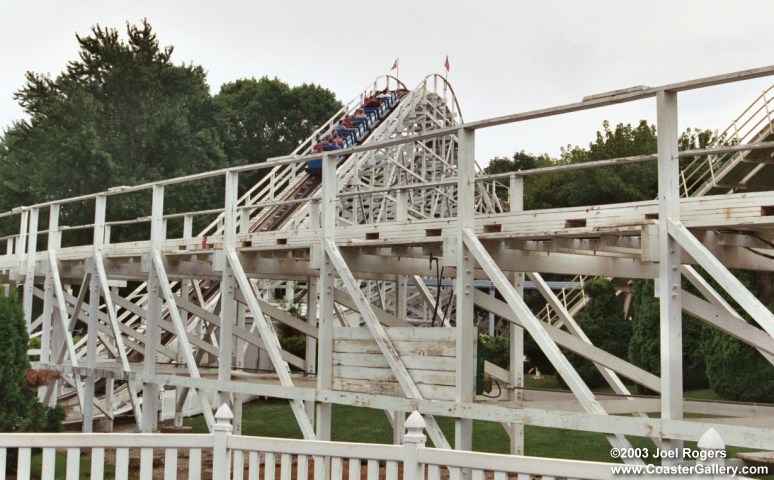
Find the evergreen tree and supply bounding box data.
[0,291,64,433]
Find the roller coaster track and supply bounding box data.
[51,74,479,425]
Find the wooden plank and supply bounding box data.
[18,448,31,480]
[66,448,80,480]
[334,327,455,342]
[333,379,455,400]
[234,451,245,480]
[333,365,456,387]
[348,458,360,480]
[42,447,55,480]
[281,454,292,480]
[333,340,455,357]
[266,452,276,480]
[116,448,129,480]
[386,461,398,480]
[164,449,177,480]
[189,448,202,480]
[91,448,105,480]
[428,465,441,480]
[332,457,343,480]
[140,448,153,480]
[296,455,305,480]
[332,352,455,372]
[367,460,379,480]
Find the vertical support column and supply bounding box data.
[142,186,164,433]
[219,172,239,410]
[508,174,525,455]
[395,275,408,322]
[41,205,62,403]
[316,155,336,444]
[41,205,60,366]
[23,208,39,332]
[85,195,106,433]
[175,214,194,428]
[455,128,476,453]
[306,200,320,423]
[657,90,683,457]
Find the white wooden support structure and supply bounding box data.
[656,90,683,459]
[84,195,106,432]
[462,229,641,463]
[142,186,164,432]
[316,154,336,446]
[218,171,238,411]
[4,69,774,466]
[455,128,476,455]
[21,208,38,332]
[508,174,525,455]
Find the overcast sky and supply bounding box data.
[3,0,774,165]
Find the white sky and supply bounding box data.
[3,0,774,165]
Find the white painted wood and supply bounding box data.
[116,448,130,480]
[313,455,325,480]
[471,469,484,480]
[233,449,245,479]
[367,459,379,480]
[189,448,202,480]
[670,220,774,338]
[427,465,440,480]
[22,208,38,331]
[140,448,153,480]
[281,453,292,480]
[386,461,399,480]
[91,448,105,480]
[266,452,276,480]
[226,246,315,439]
[348,458,360,480]
[142,185,164,433]
[0,446,5,477]
[66,448,80,480]
[657,91,684,461]
[331,457,343,480]
[249,451,260,480]
[152,252,216,431]
[42,447,56,480]
[18,447,31,480]
[164,448,177,480]
[94,253,142,426]
[462,228,639,461]
[493,471,506,480]
[325,239,450,449]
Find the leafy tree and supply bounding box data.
[214,77,341,188]
[562,278,630,389]
[486,121,717,210]
[0,20,226,241]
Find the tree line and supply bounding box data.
[0,20,341,241]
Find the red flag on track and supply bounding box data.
[444,56,450,72]
[391,58,399,70]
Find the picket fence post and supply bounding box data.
[213,404,234,479]
[403,411,427,480]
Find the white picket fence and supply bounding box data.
[0,405,727,480]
